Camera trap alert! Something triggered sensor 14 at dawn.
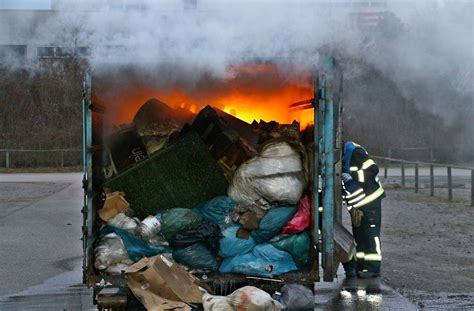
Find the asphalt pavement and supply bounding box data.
[0,173,94,310]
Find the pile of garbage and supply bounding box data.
[95,99,314,309]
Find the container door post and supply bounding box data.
[82,72,94,284]
[321,57,335,281]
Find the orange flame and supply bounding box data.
[99,63,314,129]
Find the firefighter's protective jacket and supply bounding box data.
[342,141,385,210]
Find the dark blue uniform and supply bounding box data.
[342,142,385,276]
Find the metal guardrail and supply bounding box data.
[373,155,474,207]
[0,149,81,169]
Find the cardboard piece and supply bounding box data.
[334,222,356,263]
[126,255,205,311]
[98,192,130,222]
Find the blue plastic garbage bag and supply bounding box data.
[219,226,256,257]
[270,231,310,267]
[250,206,296,243]
[99,226,171,262]
[172,242,219,271]
[193,196,235,228]
[219,243,297,277]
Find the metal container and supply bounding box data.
[137,214,162,239]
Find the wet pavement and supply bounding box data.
[315,270,418,310]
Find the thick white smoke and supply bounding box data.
[4,0,473,129]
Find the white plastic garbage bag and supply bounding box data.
[203,287,284,311]
[228,142,306,206]
[107,213,140,233]
[227,286,284,311]
[202,292,233,311]
[94,233,131,271]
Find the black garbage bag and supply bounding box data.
[280,284,314,310]
[172,243,219,271]
[169,221,222,252]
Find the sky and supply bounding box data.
[0,0,51,10]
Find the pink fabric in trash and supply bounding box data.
[281,194,311,234]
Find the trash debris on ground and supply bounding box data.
[160,208,202,240]
[220,243,297,277]
[100,226,171,262]
[169,220,222,252]
[137,214,162,239]
[103,131,229,219]
[193,196,235,229]
[202,292,233,311]
[173,242,220,271]
[250,206,297,243]
[219,226,256,257]
[228,141,306,207]
[281,194,311,234]
[227,286,284,311]
[98,191,130,222]
[126,255,205,310]
[270,231,310,267]
[94,233,131,271]
[107,212,140,233]
[203,286,284,311]
[279,284,314,310]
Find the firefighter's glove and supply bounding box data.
[342,173,353,183]
[350,208,363,228]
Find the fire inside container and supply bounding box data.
[86,60,350,302]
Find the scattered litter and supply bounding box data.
[98,191,130,222]
[173,243,219,271]
[279,284,314,310]
[219,226,256,258]
[202,292,233,311]
[227,286,284,311]
[203,286,284,311]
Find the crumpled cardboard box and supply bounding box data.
[98,191,130,222]
[125,255,205,311]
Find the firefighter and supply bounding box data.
[341,141,385,278]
